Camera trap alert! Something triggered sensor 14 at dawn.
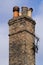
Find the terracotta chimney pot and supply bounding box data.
[13,6,19,18]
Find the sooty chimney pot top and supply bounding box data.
[13,6,20,12]
[29,8,33,12]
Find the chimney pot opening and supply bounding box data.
[13,6,20,12]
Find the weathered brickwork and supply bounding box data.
[8,16,36,65]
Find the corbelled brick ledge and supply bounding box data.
[8,16,36,26]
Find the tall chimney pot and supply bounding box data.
[21,6,28,16]
[13,6,19,18]
[28,8,33,17]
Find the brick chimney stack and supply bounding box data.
[8,6,38,65]
[13,6,20,18]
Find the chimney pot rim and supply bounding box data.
[13,6,20,12]
[28,8,33,12]
[21,6,28,9]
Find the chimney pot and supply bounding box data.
[28,8,33,17]
[21,6,28,16]
[13,6,20,18]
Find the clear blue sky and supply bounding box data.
[0,0,43,65]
